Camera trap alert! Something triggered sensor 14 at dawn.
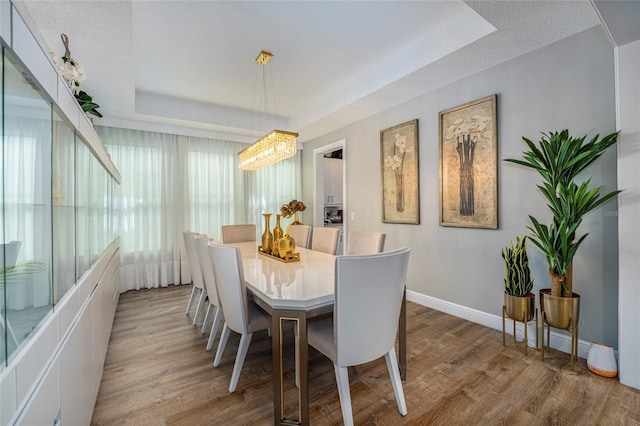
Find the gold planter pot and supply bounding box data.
[502,292,538,354]
[540,288,580,369]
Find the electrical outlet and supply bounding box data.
[351,212,355,220]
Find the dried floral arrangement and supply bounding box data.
[280,199,306,218]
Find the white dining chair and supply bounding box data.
[195,234,225,348]
[221,224,256,243]
[288,224,312,249]
[307,248,411,425]
[346,230,386,255]
[182,230,207,326]
[208,242,271,392]
[311,227,341,255]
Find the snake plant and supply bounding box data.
[502,236,534,297]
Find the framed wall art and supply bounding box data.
[380,119,420,224]
[439,94,498,229]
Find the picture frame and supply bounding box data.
[380,119,420,224]
[439,94,498,229]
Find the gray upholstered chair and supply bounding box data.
[221,224,256,243]
[307,248,411,425]
[194,234,224,349]
[345,230,386,255]
[288,224,312,249]
[311,227,341,255]
[208,242,271,392]
[182,230,208,326]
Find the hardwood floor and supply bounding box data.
[92,285,640,425]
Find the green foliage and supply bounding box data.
[75,90,102,118]
[504,130,620,286]
[0,261,47,285]
[501,236,534,297]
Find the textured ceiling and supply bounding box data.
[19,0,602,143]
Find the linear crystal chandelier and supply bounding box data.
[238,51,298,171]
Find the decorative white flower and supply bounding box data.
[395,133,407,152]
[50,33,102,117]
[385,155,402,171]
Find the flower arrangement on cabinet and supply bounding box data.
[50,33,102,118]
[280,199,306,218]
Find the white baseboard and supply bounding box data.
[406,290,591,360]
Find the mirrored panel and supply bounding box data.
[52,113,76,303]
[1,50,53,364]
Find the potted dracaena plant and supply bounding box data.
[504,130,620,335]
[501,236,537,353]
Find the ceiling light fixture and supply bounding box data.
[238,50,298,171]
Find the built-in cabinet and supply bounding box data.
[1,2,121,424]
[323,157,343,205]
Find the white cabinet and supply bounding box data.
[323,158,343,205]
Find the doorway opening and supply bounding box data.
[313,139,346,254]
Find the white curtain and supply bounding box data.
[97,126,301,292]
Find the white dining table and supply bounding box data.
[235,241,407,425]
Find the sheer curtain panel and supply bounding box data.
[97,126,301,291]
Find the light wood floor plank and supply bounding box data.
[92,285,640,425]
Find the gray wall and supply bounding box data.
[301,27,619,346]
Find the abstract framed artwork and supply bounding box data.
[380,119,420,224]
[439,94,498,229]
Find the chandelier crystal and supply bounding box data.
[238,129,298,171]
[238,51,298,171]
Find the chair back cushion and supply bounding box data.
[208,242,249,334]
[288,225,312,249]
[183,231,204,289]
[334,248,410,366]
[195,234,220,305]
[221,224,256,243]
[346,230,386,255]
[311,227,341,255]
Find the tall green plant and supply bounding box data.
[505,130,621,297]
[502,236,534,297]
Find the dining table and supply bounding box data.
[235,241,407,425]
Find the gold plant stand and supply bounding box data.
[502,293,538,355]
[540,289,580,370]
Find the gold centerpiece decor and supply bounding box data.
[260,213,274,254]
[272,214,283,256]
[281,199,306,233]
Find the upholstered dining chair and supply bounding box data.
[288,224,312,249]
[182,231,207,326]
[345,230,386,255]
[194,234,224,349]
[311,227,341,255]
[208,242,271,393]
[221,224,256,243]
[307,248,411,425]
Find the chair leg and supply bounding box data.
[193,288,208,326]
[185,286,198,315]
[206,306,224,351]
[384,347,407,416]
[229,333,253,393]
[201,303,214,334]
[213,323,231,367]
[334,365,354,426]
